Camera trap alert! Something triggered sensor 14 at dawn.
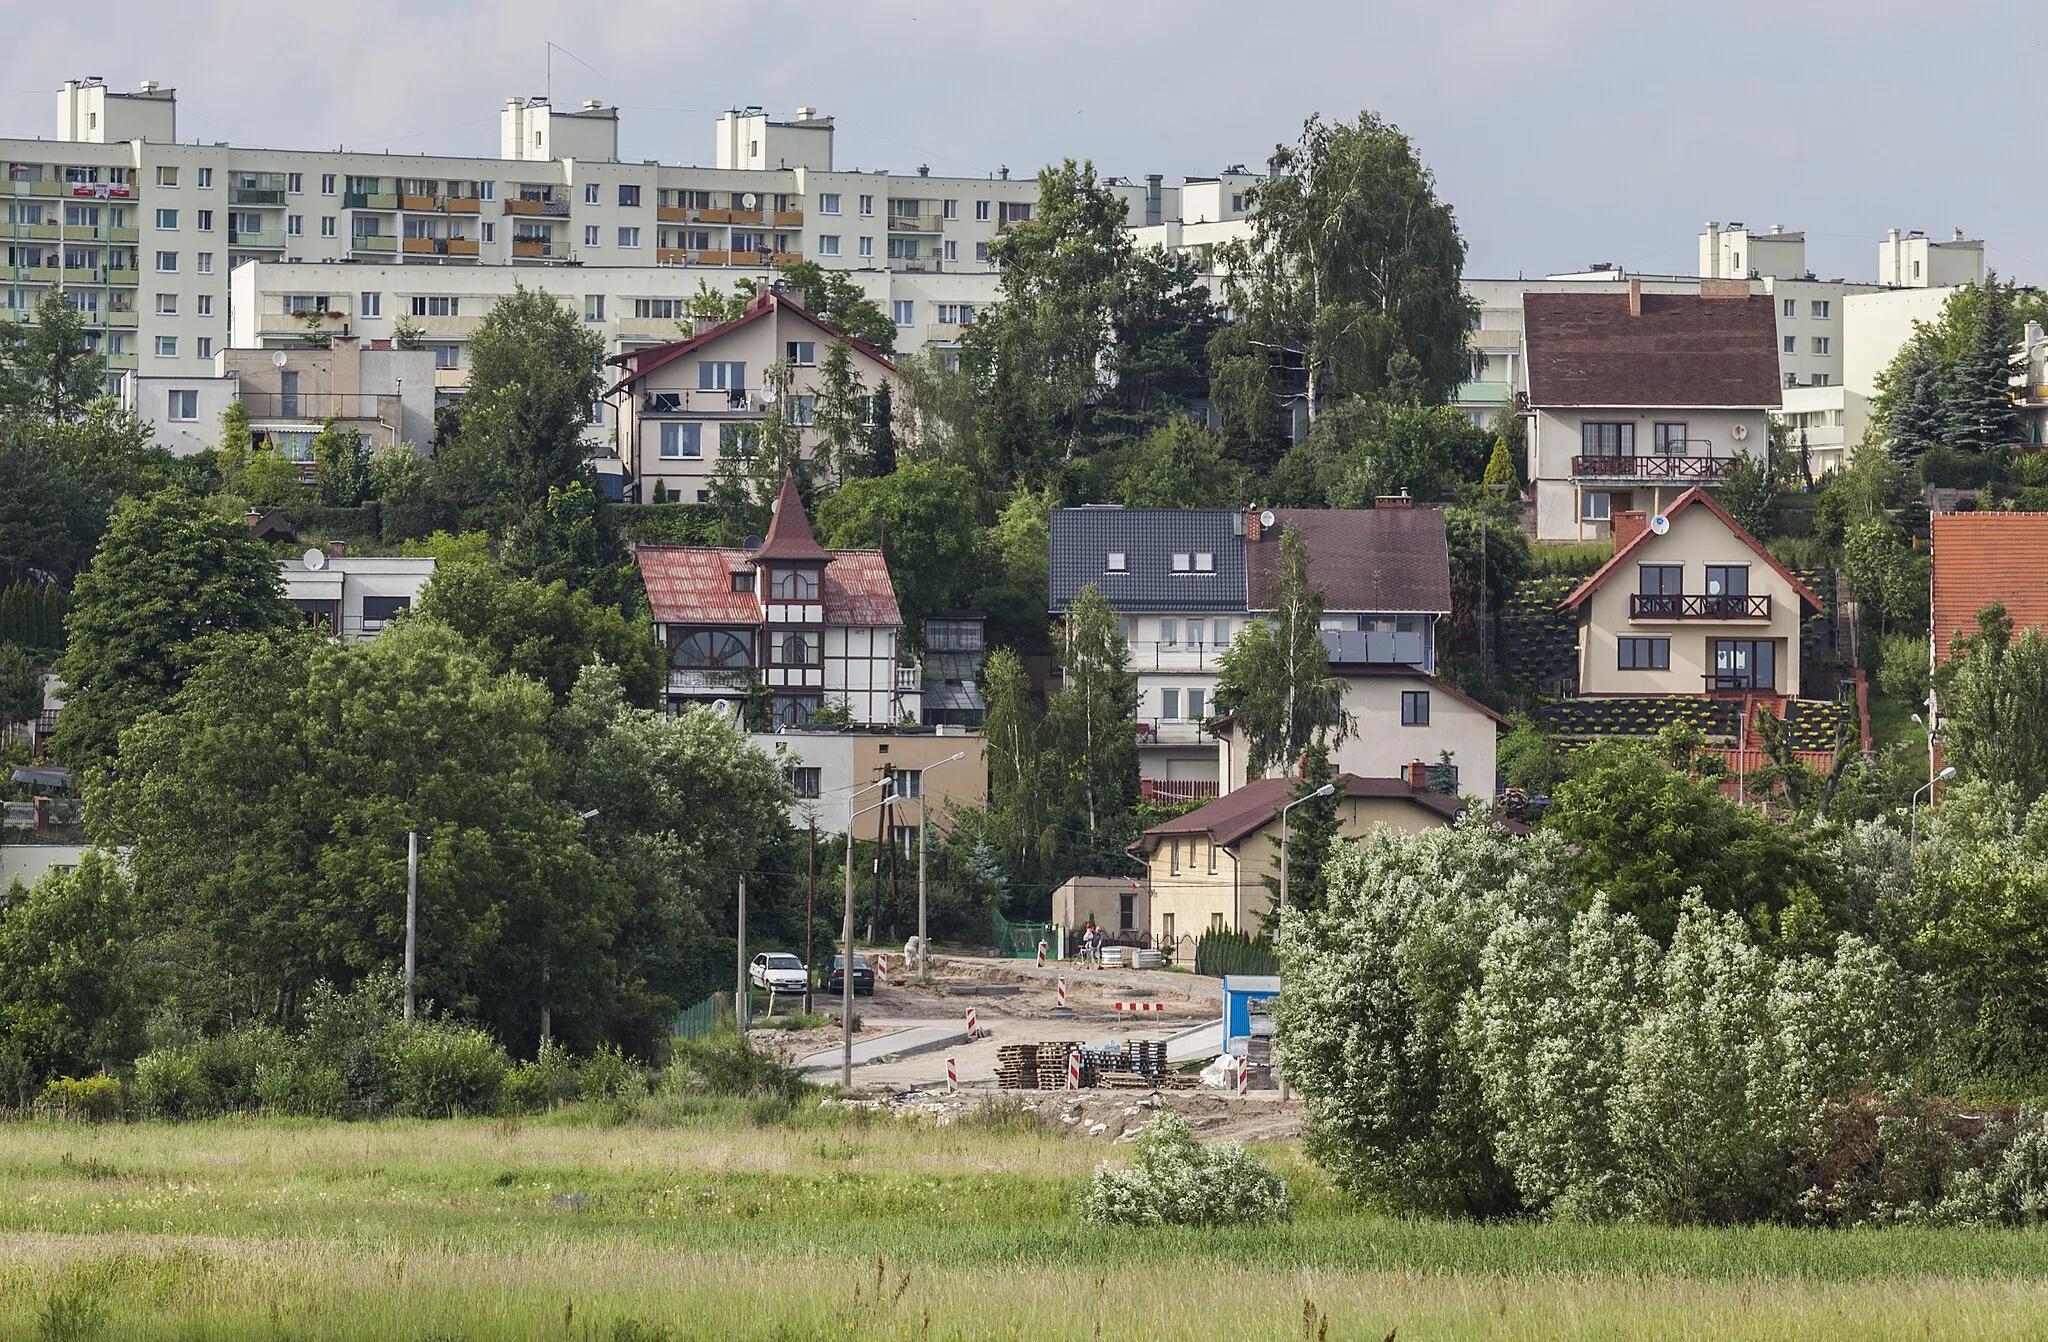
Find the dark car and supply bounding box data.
[825,954,875,997]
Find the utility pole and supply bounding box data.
[404,830,417,1023]
[869,765,893,942]
[804,822,816,1015]
[917,797,929,981]
[735,874,749,1032]
[841,821,857,1088]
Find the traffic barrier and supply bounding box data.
[1056,978,1067,1010]
[1067,1050,1080,1091]
[1112,1002,1167,1013]
[1237,1055,1249,1100]
[965,1005,977,1037]
[1037,939,1047,968]
[947,1056,958,1095]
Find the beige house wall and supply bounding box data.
[1218,675,1498,797]
[1529,405,1772,542]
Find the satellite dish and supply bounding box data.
[272,352,288,368]
[740,192,758,209]
[1649,515,1670,535]
[1258,509,1277,529]
[1731,423,1749,441]
[711,698,733,717]
[302,547,327,570]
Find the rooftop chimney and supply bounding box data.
[1954,228,1966,242]
[1374,494,1415,508]
[1406,761,1427,791]
[1244,507,1263,542]
[795,106,817,121]
[1628,276,1642,317]
[581,99,603,112]
[1612,509,1648,551]
[326,541,348,559]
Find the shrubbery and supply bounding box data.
[1078,1112,1291,1227]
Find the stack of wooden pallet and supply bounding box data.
[1035,1040,1082,1089]
[995,1044,1039,1090]
[1129,1040,1168,1079]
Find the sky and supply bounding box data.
[2,0,2042,285]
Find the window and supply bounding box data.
[1187,688,1205,719]
[1811,373,1830,387]
[1782,298,1796,318]
[858,194,874,216]
[154,335,177,358]
[975,199,990,221]
[1194,552,1214,572]
[1712,639,1776,690]
[858,236,873,258]
[196,337,212,359]
[730,572,754,593]
[480,180,494,201]
[196,209,212,231]
[287,214,302,236]
[617,184,640,207]
[698,361,745,391]
[1172,552,1191,572]
[1161,688,1180,720]
[775,632,818,666]
[1580,422,1633,457]
[196,167,212,189]
[1214,618,1230,646]
[788,767,821,799]
[1168,837,1181,875]
[1811,299,1830,319]
[618,227,640,248]
[1812,336,1831,355]
[892,300,914,326]
[975,241,989,263]
[151,165,177,188]
[195,251,212,277]
[1401,690,1430,726]
[634,298,681,320]
[1783,335,1797,354]
[433,345,460,368]
[1704,565,1749,597]
[1618,637,1670,670]
[659,423,702,458]
[770,568,820,600]
[286,172,302,194]
[936,303,976,325]
[1119,892,1136,931]
[321,173,336,195]
[942,198,957,219]
[583,225,600,247]
[731,230,767,253]
[887,237,919,260]
[891,769,923,801]
[584,183,600,204]
[1639,565,1682,596]
[672,630,751,667]
[196,294,211,316]
[319,215,335,237]
[719,423,753,456]
[1582,492,1611,522]
[411,296,459,316]
[785,394,815,426]
[155,208,178,229]
[154,251,177,272]
[1188,619,1205,647]
[583,294,605,322]
[167,389,197,421]
[480,222,494,242]
[1161,618,1179,647]
[786,340,816,366]
[1784,372,1798,389]
[155,293,177,314]
[811,192,838,216]
[1105,551,1126,572]
[817,234,839,256]
[359,291,381,317]
[943,240,957,262]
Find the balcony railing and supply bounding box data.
[667,668,756,694]
[641,388,758,414]
[240,392,397,420]
[887,213,944,233]
[1140,778,1220,804]
[1135,718,1215,746]
[352,234,396,252]
[345,191,399,210]
[1573,453,1741,481]
[895,664,922,692]
[889,257,944,273]
[1124,641,1229,671]
[1630,593,1772,620]
[229,186,285,206]
[228,228,285,248]
[503,198,570,217]
[512,238,556,258]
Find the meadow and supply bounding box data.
[2,1100,2048,1339]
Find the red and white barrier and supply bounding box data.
[965,1005,977,1037]
[947,1055,958,1095]
[1237,1056,1249,1100]
[1037,939,1048,968]
[1067,1050,1080,1091]
[1112,1002,1167,1013]
[1055,978,1068,1010]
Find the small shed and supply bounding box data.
[1221,974,1281,1055]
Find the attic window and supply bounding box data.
[1105,552,1127,572]
[1193,552,1214,573]
[1171,553,1191,572]
[730,572,755,592]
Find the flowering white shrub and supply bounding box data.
[1077,1112,1291,1227]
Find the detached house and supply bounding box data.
[636,476,917,726]
[608,284,899,503]
[1523,280,1781,542]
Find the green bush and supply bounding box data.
[1078,1112,1292,1227]
[1876,631,1931,706]
[1193,929,1279,978]
[131,1049,211,1119]
[577,1042,645,1102]
[385,1023,508,1117]
[502,1040,582,1113]
[254,1060,348,1118]
[38,1075,123,1122]
[189,1027,289,1112]
[664,1032,809,1102]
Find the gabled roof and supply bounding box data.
[1250,508,1451,615]
[1049,508,1246,614]
[1138,773,1465,850]
[753,475,832,564]
[1523,290,1782,408]
[604,289,896,394]
[1558,487,1822,613]
[1932,512,2048,663]
[638,546,903,628]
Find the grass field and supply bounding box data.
[2,1100,2048,1339]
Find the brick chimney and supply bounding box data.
[1245,507,1263,542]
[1406,761,1428,790]
[1612,509,1648,550]
[327,541,348,559]
[1374,493,1414,508]
[1628,276,1642,317]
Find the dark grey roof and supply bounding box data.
[1049,508,1247,613]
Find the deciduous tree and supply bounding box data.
[1213,527,1349,778]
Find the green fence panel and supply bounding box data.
[988,908,1053,959]
[671,993,724,1041]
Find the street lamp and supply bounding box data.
[1278,782,1338,917]
[1911,765,1957,850]
[913,750,968,981]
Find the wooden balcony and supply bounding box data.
[512,238,556,258]
[445,196,481,214]
[1573,454,1741,481]
[1629,593,1772,621]
[503,198,569,217]
[401,236,437,253]
[351,234,396,253]
[400,194,436,212]
[445,237,479,256]
[724,209,763,225]
[656,247,688,265]
[773,209,803,227]
[657,205,690,222]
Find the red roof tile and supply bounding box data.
[1524,291,1782,408]
[1559,486,1821,613]
[605,290,895,394]
[637,545,903,628]
[1932,512,2048,663]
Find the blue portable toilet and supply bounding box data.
[1221,974,1281,1055]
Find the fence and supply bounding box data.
[671,992,727,1041]
[988,909,1054,959]
[1194,929,1281,979]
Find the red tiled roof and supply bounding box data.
[605,290,895,394]
[1559,487,1821,613]
[637,545,903,628]
[1138,774,1464,850]
[1523,291,1782,408]
[753,474,832,563]
[1249,508,1452,615]
[1932,512,2048,663]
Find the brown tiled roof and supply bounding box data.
[638,546,903,627]
[605,290,895,394]
[1932,512,2048,663]
[1139,774,1464,850]
[753,475,833,563]
[1560,486,1821,613]
[1523,291,1782,407]
[1248,508,1452,615]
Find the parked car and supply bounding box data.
[824,954,875,997]
[749,952,809,995]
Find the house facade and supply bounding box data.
[279,549,436,643]
[1560,489,1820,699]
[747,725,984,836]
[128,336,436,460]
[1523,281,1781,542]
[637,475,917,727]
[607,286,899,503]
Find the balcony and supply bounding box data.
[667,668,756,695]
[1630,593,1772,621]
[240,392,397,421]
[1135,718,1215,746]
[444,237,479,256]
[445,196,481,214]
[1140,778,1220,804]
[401,236,439,254]
[1125,641,1227,672]
[692,207,733,223]
[895,664,922,693]
[1321,629,1429,667]
[512,238,557,258]
[640,388,759,414]
[1573,454,1741,482]
[690,249,732,265]
[1453,379,1516,407]
[925,323,968,344]
[889,257,944,273]
[255,311,348,338]
[723,209,763,225]
[228,228,286,249]
[773,209,803,227]
[400,194,437,212]
[503,198,570,217]
[351,234,397,253]
[656,247,688,265]
[344,191,399,211]
[888,213,944,233]
[229,187,286,206]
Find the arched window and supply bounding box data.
[778,632,816,665]
[773,695,819,727]
[671,630,751,668]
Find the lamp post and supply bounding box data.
[914,750,968,982]
[843,792,895,1089]
[1278,782,1338,918]
[1911,765,1956,850]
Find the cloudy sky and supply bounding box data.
[3,0,2040,284]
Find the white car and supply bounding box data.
[749,952,809,994]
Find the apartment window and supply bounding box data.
[154,251,177,272]
[771,568,820,600]
[480,222,494,243]
[167,389,198,421]
[1618,637,1670,671]
[975,199,991,221]
[658,423,702,458]
[1187,688,1206,719]
[975,241,989,263]
[411,296,459,316]
[197,167,212,188]
[197,251,213,273]
[719,423,752,456]
[942,198,957,220]
[195,294,211,316]
[1811,373,1831,387]
[287,214,302,236]
[583,225,600,247]
[819,192,841,214]
[786,341,816,366]
[321,173,336,195]
[584,294,605,322]
[1812,336,1831,356]
[1401,690,1430,725]
[1652,422,1688,455]
[618,184,640,207]
[1188,619,1206,647]
[1784,372,1798,389]
[155,293,177,315]
[858,194,874,216]
[1639,565,1682,596]
[433,345,460,368]
[936,303,976,325]
[154,335,177,358]
[1214,619,1231,645]
[618,227,640,248]
[634,298,681,319]
[196,209,212,231]
[787,767,821,800]
[1782,298,1795,318]
[1712,639,1776,691]
[858,236,873,258]
[287,172,303,194]
[1704,565,1749,597]
[818,234,839,256]
[196,336,211,359]
[1161,688,1181,721]
[887,237,920,261]
[156,166,178,187]
[1812,299,1830,319]
[1161,618,1179,647]
[783,394,816,426]
[698,360,745,390]
[584,183,600,204]
[1580,422,1633,457]
[1582,492,1611,522]
[1105,551,1126,572]
[891,300,914,326]
[359,291,381,317]
[1783,335,1797,355]
[320,216,336,237]
[155,208,178,230]
[944,240,958,262]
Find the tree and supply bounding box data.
[0,641,39,728]
[1206,324,1290,476]
[810,340,870,477]
[1267,737,1340,915]
[5,290,108,421]
[863,380,899,477]
[1111,418,1239,509]
[1876,336,1944,464]
[413,558,664,708]
[1045,585,1138,853]
[391,316,427,351]
[498,480,631,605]
[681,278,753,326]
[1482,436,1517,490]
[776,261,895,354]
[1719,453,1780,539]
[1103,245,1219,423]
[313,421,372,507]
[1934,604,2048,807]
[0,423,95,583]
[1212,527,1349,778]
[1446,497,1530,664]
[980,646,1051,883]
[1309,399,1491,506]
[1842,517,1930,638]
[815,459,986,640]
[0,852,144,1102]
[1217,111,1476,418]
[1941,274,2022,454]
[53,490,295,771]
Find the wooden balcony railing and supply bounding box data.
[1629,593,1772,620]
[1573,454,1741,480]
